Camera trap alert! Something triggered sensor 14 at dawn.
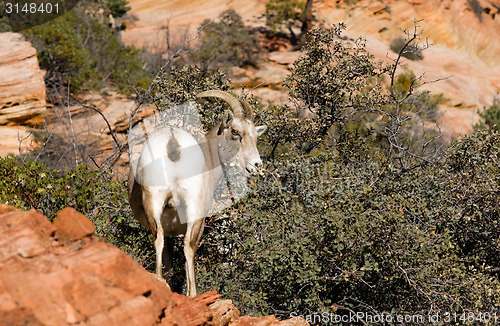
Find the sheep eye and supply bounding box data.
[231,129,240,137]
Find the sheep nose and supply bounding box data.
[251,158,262,168]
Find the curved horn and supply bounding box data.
[197,90,243,118]
[242,100,254,121]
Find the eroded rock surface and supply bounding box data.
[0,205,182,325]
[0,32,46,126]
[0,205,307,326]
[0,32,46,157]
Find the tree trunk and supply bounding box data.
[299,0,314,46]
[114,17,122,42]
[288,26,298,46]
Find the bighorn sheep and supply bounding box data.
[128,90,266,296]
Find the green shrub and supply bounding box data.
[193,25,500,319]
[264,0,314,46]
[21,1,152,98]
[152,64,234,128]
[193,9,261,69]
[392,70,444,122]
[22,10,95,92]
[196,129,500,320]
[390,36,424,61]
[474,99,500,132]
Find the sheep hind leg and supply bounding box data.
[184,218,205,297]
[143,190,167,277]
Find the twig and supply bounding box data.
[74,104,121,150]
[67,80,79,167]
[18,129,34,163]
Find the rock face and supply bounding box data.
[0,32,46,157]
[45,90,155,167]
[0,205,307,326]
[0,205,184,325]
[0,32,46,126]
[316,0,500,110]
[121,0,267,49]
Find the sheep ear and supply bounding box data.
[256,125,267,136]
[218,110,234,135]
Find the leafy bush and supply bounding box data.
[390,36,424,61]
[21,0,152,98]
[474,99,500,132]
[152,64,238,129]
[193,9,261,69]
[265,0,313,45]
[265,0,306,31]
[197,131,500,317]
[192,25,500,320]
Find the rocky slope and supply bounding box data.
[121,0,267,49]
[2,0,498,157]
[122,0,500,136]
[0,32,46,125]
[316,0,500,135]
[0,32,46,156]
[0,204,307,326]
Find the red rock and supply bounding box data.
[0,208,56,262]
[148,275,175,319]
[0,307,41,326]
[0,33,46,127]
[172,292,213,326]
[195,290,223,306]
[230,315,278,326]
[61,271,122,318]
[0,125,38,157]
[210,299,240,326]
[0,205,309,326]
[53,207,96,241]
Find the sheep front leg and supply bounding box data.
[154,227,164,276]
[162,236,174,284]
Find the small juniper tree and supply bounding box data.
[265,0,314,46]
[193,9,260,69]
[474,98,500,132]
